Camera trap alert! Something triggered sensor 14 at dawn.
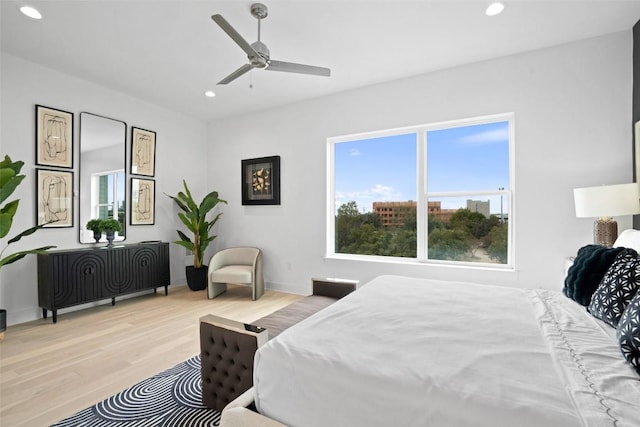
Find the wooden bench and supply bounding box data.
[199,278,358,411]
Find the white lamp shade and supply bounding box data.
[574,183,640,218]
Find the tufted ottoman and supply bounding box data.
[199,315,268,411]
[199,278,358,410]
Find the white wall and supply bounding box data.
[1,31,634,325]
[207,31,634,295]
[0,53,208,325]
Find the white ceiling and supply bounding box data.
[2,1,640,122]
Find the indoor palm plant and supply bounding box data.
[0,155,56,338]
[166,180,227,291]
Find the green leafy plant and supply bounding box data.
[0,155,55,268]
[101,218,122,232]
[86,219,104,232]
[166,180,227,268]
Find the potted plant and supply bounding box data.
[166,180,227,291]
[0,155,56,339]
[86,219,104,243]
[101,219,122,247]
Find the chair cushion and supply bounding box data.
[210,265,253,284]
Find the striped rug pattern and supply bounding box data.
[51,355,221,427]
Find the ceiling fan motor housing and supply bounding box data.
[250,40,269,67]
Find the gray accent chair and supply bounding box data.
[208,247,264,300]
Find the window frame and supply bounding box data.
[327,113,515,269]
[91,169,125,222]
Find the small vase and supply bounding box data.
[93,230,102,243]
[106,231,115,247]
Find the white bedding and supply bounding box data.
[253,275,640,427]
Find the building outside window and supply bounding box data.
[328,113,513,267]
[92,170,126,237]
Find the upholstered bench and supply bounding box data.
[199,278,357,411]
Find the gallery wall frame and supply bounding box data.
[241,155,280,205]
[36,168,74,227]
[130,178,155,225]
[35,105,74,169]
[130,127,156,177]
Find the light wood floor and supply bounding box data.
[0,284,302,427]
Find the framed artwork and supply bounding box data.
[36,168,73,227]
[35,105,74,169]
[130,178,155,225]
[241,155,280,205]
[130,127,156,177]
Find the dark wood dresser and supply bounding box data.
[37,242,170,323]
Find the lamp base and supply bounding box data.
[593,217,618,247]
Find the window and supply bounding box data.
[328,114,513,267]
[91,170,126,237]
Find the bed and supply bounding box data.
[222,233,640,427]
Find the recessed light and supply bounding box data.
[20,5,42,20]
[485,2,504,16]
[204,90,216,98]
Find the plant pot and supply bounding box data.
[185,266,208,291]
[105,230,115,247]
[93,230,102,243]
[0,309,6,341]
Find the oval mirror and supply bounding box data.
[79,112,126,243]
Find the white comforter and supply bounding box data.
[253,275,640,427]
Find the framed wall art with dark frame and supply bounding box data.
[35,105,74,169]
[130,127,156,177]
[241,155,281,205]
[36,168,74,227]
[130,177,155,225]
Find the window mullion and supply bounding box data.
[417,130,427,261]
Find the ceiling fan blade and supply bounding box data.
[267,60,331,77]
[218,63,254,85]
[211,14,259,59]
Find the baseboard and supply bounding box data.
[265,281,306,295]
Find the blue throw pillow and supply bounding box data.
[617,290,640,375]
[563,245,626,306]
[588,249,640,327]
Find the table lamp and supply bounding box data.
[574,183,640,247]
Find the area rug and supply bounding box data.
[51,355,221,427]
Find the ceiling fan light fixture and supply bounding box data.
[20,5,42,20]
[485,2,505,16]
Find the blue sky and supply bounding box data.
[334,121,509,213]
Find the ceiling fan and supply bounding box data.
[211,3,331,85]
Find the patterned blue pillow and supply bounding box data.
[617,291,640,375]
[588,250,640,328]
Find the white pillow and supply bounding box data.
[614,229,640,252]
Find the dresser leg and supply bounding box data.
[43,308,47,319]
[164,285,168,296]
[111,297,115,306]
[52,310,57,324]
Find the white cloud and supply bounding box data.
[335,184,405,212]
[459,128,508,145]
[349,148,361,156]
